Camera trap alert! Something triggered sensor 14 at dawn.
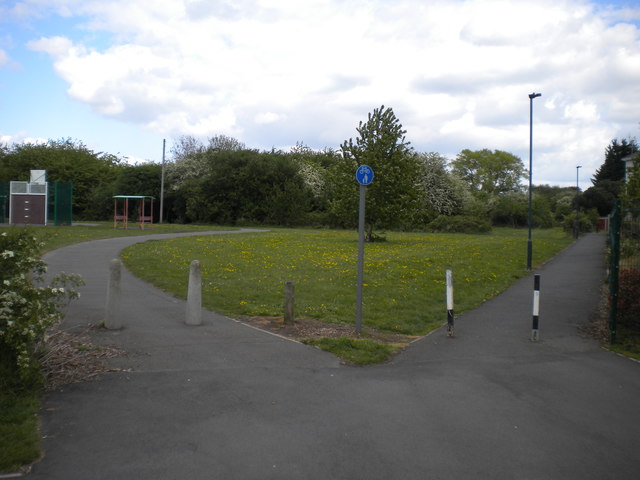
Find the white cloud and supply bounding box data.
[564,100,600,123]
[254,112,284,125]
[0,131,47,145]
[27,35,74,58]
[7,0,640,185]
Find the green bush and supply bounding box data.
[0,228,82,390]
[427,215,492,234]
[562,211,595,235]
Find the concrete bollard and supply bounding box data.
[104,258,123,330]
[284,281,295,325]
[186,260,202,326]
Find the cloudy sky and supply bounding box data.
[1,0,639,187]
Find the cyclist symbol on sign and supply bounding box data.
[356,165,374,186]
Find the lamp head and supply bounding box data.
[529,92,542,99]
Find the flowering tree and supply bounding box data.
[0,229,82,386]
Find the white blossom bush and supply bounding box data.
[0,229,82,386]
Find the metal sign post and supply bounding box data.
[355,165,374,335]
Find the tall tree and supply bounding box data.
[331,105,421,239]
[451,149,526,199]
[592,138,638,185]
[582,138,638,215]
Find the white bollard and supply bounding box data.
[446,269,454,337]
[531,274,540,341]
[186,260,202,326]
[104,258,123,330]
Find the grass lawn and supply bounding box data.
[121,227,573,336]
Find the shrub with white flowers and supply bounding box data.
[0,229,83,384]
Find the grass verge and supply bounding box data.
[302,337,404,365]
[607,329,640,361]
[0,391,41,473]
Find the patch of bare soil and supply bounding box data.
[41,325,125,391]
[242,316,418,345]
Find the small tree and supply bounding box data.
[331,106,421,240]
[415,152,462,222]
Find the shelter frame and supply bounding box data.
[113,195,155,229]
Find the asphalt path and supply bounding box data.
[28,231,639,479]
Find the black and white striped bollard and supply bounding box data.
[531,274,540,341]
[446,269,454,337]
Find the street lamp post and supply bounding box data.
[160,139,166,224]
[574,165,582,239]
[527,92,541,270]
[576,165,582,188]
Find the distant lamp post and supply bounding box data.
[160,139,166,224]
[527,92,541,270]
[574,165,582,239]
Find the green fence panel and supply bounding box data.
[0,182,8,223]
[54,182,73,226]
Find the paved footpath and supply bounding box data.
[28,232,639,479]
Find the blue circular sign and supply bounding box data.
[356,165,374,186]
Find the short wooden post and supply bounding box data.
[104,259,123,329]
[284,281,295,325]
[186,260,202,326]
